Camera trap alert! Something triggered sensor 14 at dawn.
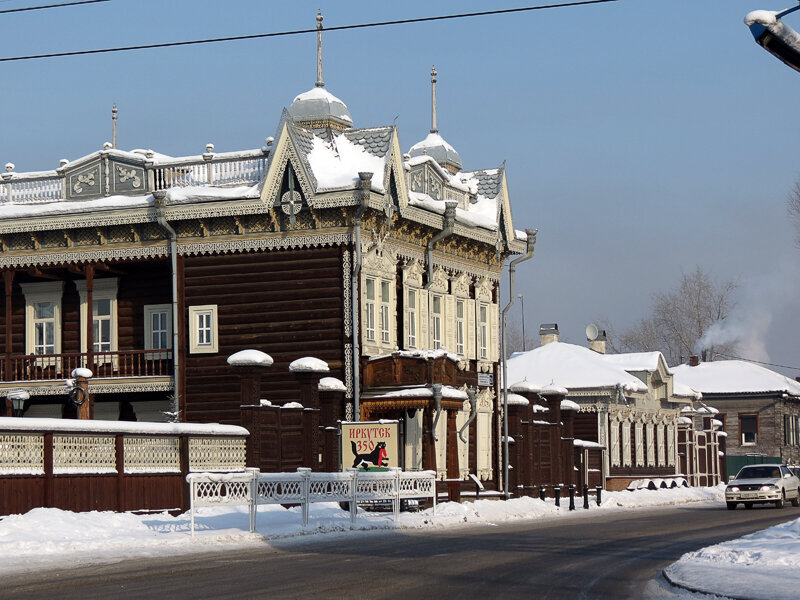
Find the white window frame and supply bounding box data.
[456,299,465,356]
[189,305,218,354]
[667,424,676,466]
[431,294,443,350]
[144,304,172,358]
[635,422,644,466]
[622,421,632,467]
[478,303,489,360]
[365,278,376,343]
[657,424,666,466]
[21,281,64,368]
[610,419,620,467]
[75,278,119,364]
[646,423,655,466]
[380,280,391,344]
[406,288,417,349]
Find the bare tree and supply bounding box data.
[790,179,800,248]
[607,267,737,366]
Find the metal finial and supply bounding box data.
[430,65,438,134]
[111,104,118,149]
[315,9,324,88]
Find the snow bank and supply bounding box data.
[665,516,800,600]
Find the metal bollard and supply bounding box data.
[539,485,546,502]
[554,486,561,507]
[596,485,602,506]
[568,485,576,511]
[583,484,590,509]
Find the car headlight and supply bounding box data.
[760,484,778,491]
[727,486,740,493]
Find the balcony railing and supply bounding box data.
[0,350,173,383]
[0,148,267,205]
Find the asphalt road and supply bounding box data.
[4,502,798,600]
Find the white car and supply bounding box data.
[726,464,800,509]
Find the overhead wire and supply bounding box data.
[0,0,618,62]
[712,352,800,372]
[0,0,110,15]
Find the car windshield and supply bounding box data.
[737,466,780,479]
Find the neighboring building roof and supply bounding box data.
[601,351,670,374]
[672,360,800,396]
[506,341,647,394]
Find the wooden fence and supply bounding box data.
[0,417,248,516]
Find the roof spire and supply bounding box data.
[315,9,324,88]
[111,104,118,149]
[430,65,438,134]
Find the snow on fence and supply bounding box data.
[0,417,249,516]
[186,467,437,535]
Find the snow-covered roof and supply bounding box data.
[306,132,388,193]
[507,342,648,394]
[506,393,529,406]
[362,385,467,401]
[408,132,462,171]
[672,360,800,396]
[288,86,353,129]
[601,351,669,374]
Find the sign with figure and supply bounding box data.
[341,420,399,472]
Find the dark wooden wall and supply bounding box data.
[182,247,345,425]
[1,260,171,357]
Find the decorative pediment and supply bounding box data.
[402,259,424,287]
[428,267,449,293]
[67,161,103,199]
[475,277,493,301]
[477,388,494,412]
[452,272,471,298]
[362,244,396,275]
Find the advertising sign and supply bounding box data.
[340,420,399,472]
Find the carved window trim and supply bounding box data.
[189,305,218,354]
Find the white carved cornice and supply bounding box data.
[177,233,350,256]
[452,272,472,298]
[0,244,169,268]
[475,277,493,301]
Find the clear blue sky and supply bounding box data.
[2,0,799,375]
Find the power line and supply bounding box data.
[0,0,110,15]
[0,0,618,63]
[713,352,800,373]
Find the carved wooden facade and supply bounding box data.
[0,88,528,493]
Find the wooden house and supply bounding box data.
[673,357,800,478]
[0,54,531,493]
[505,326,723,491]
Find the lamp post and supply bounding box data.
[8,389,29,417]
[517,293,526,352]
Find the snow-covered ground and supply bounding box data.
[662,514,800,600]
[11,482,798,599]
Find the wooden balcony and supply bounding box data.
[0,350,173,384]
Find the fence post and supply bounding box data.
[583,484,589,510]
[596,485,602,506]
[188,476,196,537]
[569,485,576,511]
[248,468,259,533]
[116,434,125,511]
[539,485,546,502]
[554,486,561,507]
[179,435,191,513]
[43,432,54,509]
[391,467,401,521]
[347,467,358,525]
[298,467,311,527]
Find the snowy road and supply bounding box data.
[3,503,797,599]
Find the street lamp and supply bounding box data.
[517,293,526,352]
[7,389,29,417]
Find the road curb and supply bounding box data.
[661,568,755,600]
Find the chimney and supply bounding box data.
[586,324,607,354]
[689,355,699,367]
[539,323,559,346]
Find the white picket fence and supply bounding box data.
[186,467,437,535]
